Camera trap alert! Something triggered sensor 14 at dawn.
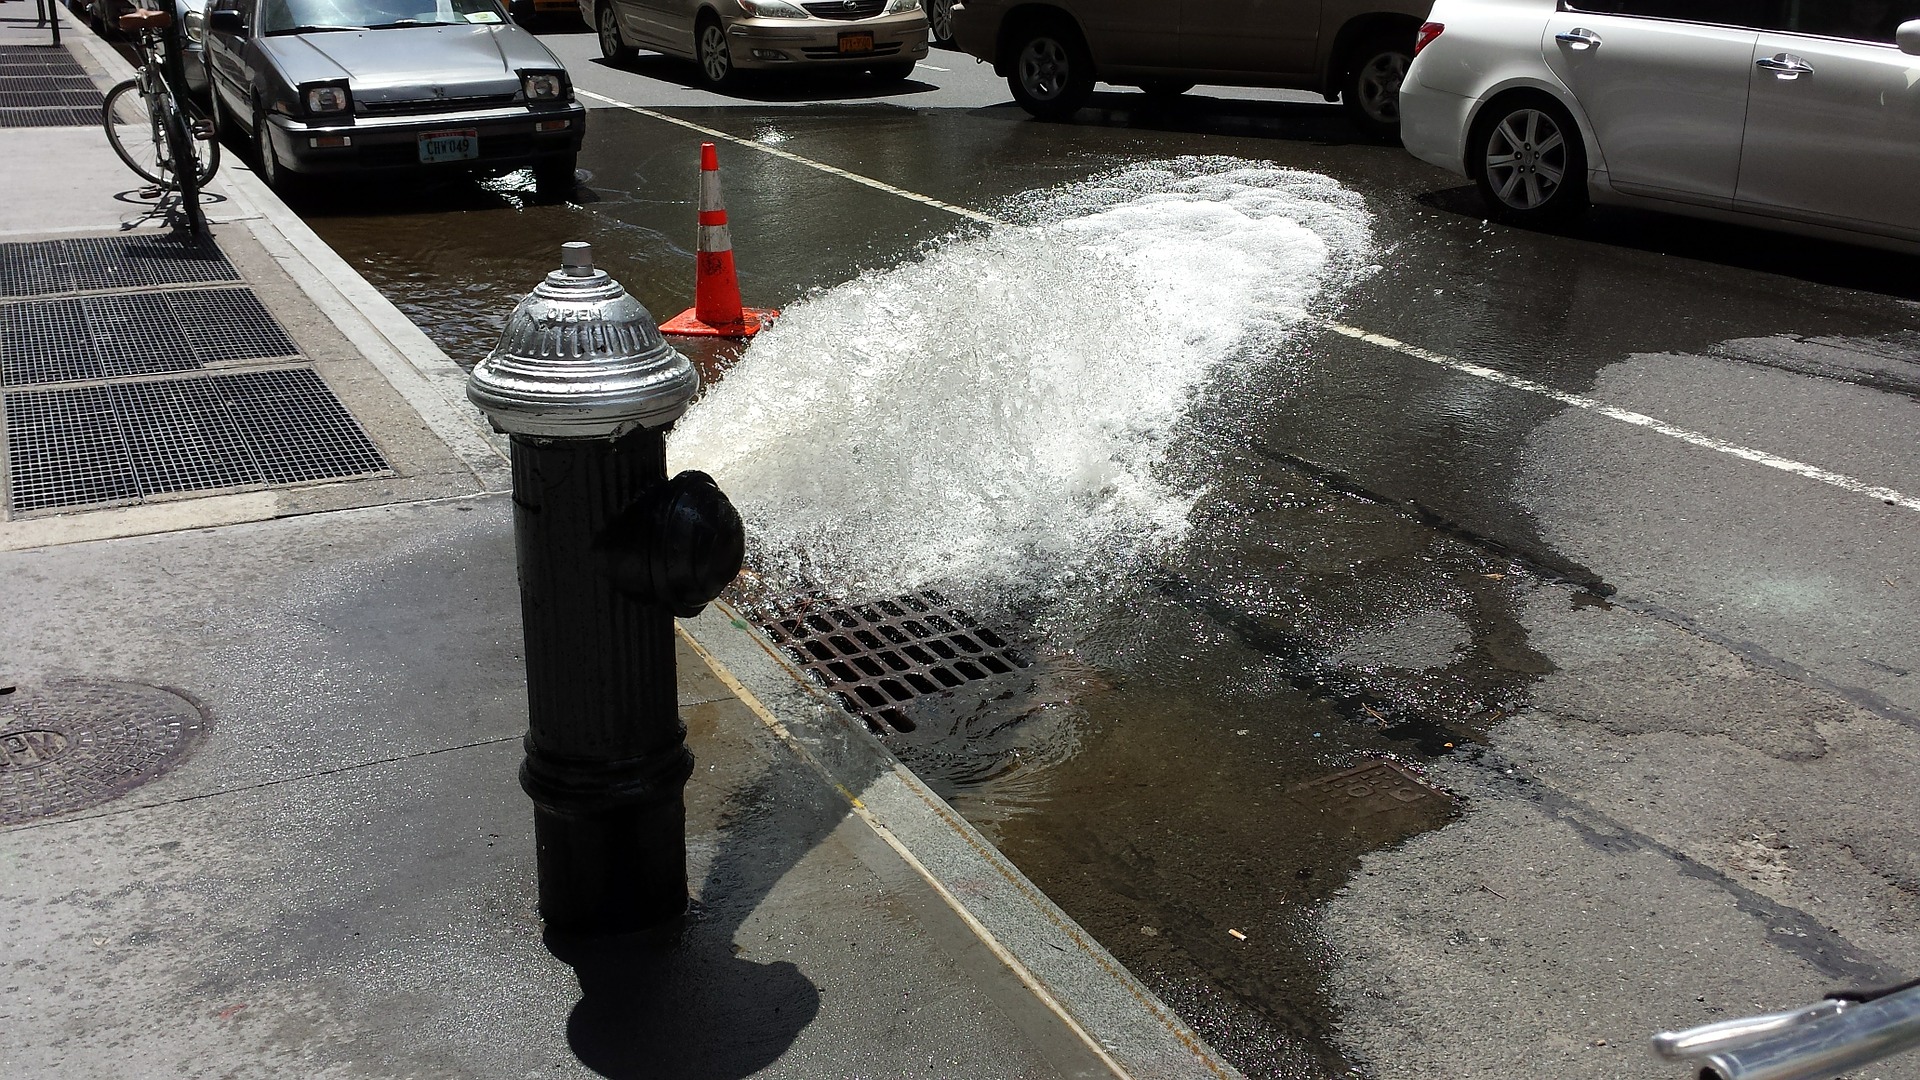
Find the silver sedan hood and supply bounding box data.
[277,25,547,103]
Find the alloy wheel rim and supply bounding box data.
[599,6,619,56]
[928,0,951,39]
[1484,108,1566,210]
[256,121,276,187]
[1358,52,1407,123]
[1019,39,1066,99]
[702,25,730,82]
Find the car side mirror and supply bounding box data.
[1900,19,1920,55]
[210,8,244,34]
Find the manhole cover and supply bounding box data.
[0,680,208,825]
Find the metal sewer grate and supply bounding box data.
[749,591,1031,736]
[0,87,103,109]
[0,233,239,299]
[4,368,390,512]
[1,287,296,386]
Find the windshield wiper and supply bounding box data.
[365,19,452,28]
[265,23,370,33]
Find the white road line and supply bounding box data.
[581,90,1920,514]
[920,64,950,71]
[575,88,1003,226]
[1323,322,1920,513]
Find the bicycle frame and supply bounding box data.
[1655,982,1920,1080]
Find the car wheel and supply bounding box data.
[533,153,577,202]
[1470,94,1589,224]
[924,0,953,46]
[597,1,634,64]
[1138,79,1193,99]
[870,60,916,82]
[1006,19,1093,121]
[696,14,736,89]
[253,106,299,196]
[1341,34,1410,139]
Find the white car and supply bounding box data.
[1399,0,1920,252]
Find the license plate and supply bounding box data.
[838,31,874,54]
[418,130,478,163]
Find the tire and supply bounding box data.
[102,79,167,186]
[597,1,634,64]
[923,0,952,46]
[159,89,205,232]
[1469,94,1588,224]
[533,153,577,202]
[870,60,915,82]
[253,105,301,197]
[695,14,736,89]
[1138,78,1193,99]
[1005,19,1093,121]
[1340,34,1411,139]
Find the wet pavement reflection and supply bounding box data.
[302,101,1920,1079]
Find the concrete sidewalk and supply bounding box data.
[0,8,1237,1078]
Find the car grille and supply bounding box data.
[801,0,885,20]
[799,41,902,58]
[358,93,519,117]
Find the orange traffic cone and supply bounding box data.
[660,142,779,338]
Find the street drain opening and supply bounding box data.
[738,589,1031,737]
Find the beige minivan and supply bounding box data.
[951,0,1433,135]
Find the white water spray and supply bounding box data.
[669,157,1375,603]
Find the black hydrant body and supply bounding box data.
[469,242,744,937]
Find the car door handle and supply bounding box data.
[1755,53,1814,78]
[1554,28,1601,50]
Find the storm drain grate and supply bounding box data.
[747,591,1031,736]
[1,287,295,386]
[0,233,239,298]
[4,368,389,512]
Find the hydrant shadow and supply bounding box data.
[547,765,849,1079]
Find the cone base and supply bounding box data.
[659,307,779,339]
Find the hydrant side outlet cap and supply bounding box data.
[469,248,700,439]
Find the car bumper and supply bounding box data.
[1398,78,1472,179]
[266,104,586,175]
[726,14,928,69]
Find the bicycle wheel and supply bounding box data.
[102,78,167,186]
[157,85,205,233]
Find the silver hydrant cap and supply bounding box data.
[468,242,700,440]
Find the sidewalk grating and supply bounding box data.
[0,108,103,128]
[0,87,104,109]
[4,369,391,512]
[0,233,239,298]
[1,287,296,387]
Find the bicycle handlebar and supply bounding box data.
[1654,983,1920,1080]
[118,8,173,30]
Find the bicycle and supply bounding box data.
[1654,976,1920,1080]
[101,3,219,234]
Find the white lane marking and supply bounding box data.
[921,64,950,71]
[1323,322,1920,513]
[575,88,1003,226]
[582,89,1919,513]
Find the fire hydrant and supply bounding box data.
[469,241,745,937]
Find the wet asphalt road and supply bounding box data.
[293,29,1920,1080]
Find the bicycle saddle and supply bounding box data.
[118,8,175,29]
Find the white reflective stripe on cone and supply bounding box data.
[699,169,725,211]
[698,223,734,253]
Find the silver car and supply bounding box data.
[1401,0,1920,251]
[587,0,930,87]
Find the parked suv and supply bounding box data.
[950,0,1433,135]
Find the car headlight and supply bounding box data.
[182,8,206,43]
[883,0,919,12]
[303,83,349,114]
[522,72,565,101]
[738,0,808,16]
